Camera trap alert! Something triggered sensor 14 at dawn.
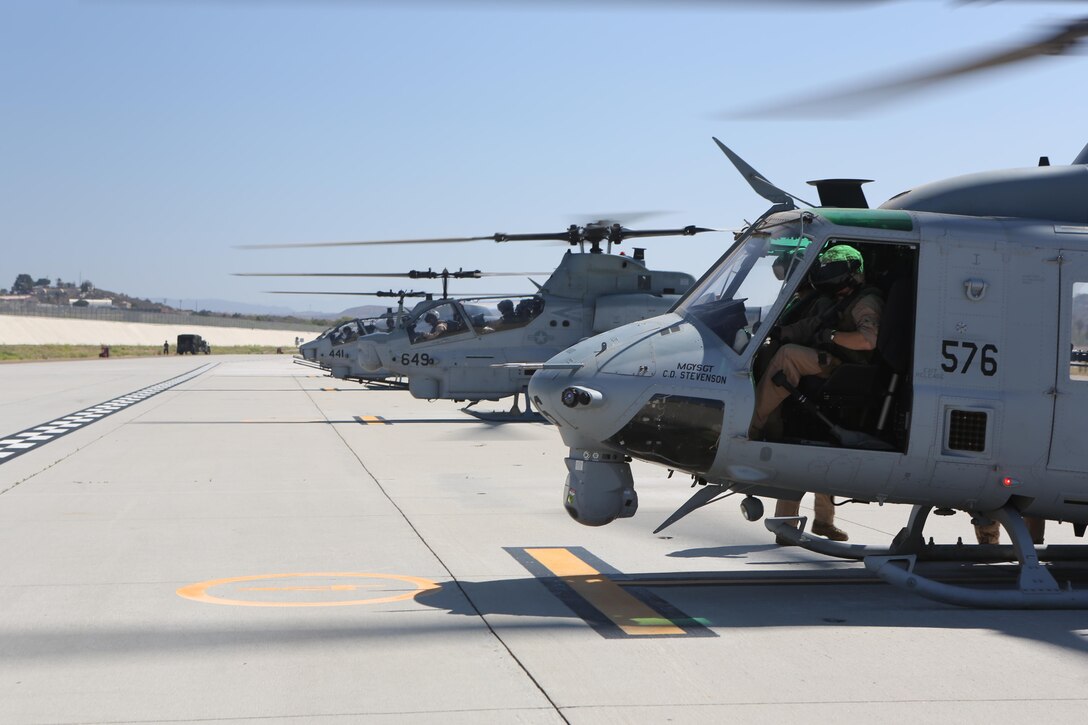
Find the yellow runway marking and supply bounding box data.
[354,415,391,425]
[525,547,684,636]
[241,584,372,592]
[177,572,439,607]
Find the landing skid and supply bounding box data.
[462,407,547,423]
[767,504,1088,608]
[461,391,548,423]
[361,378,408,390]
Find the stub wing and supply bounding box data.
[491,362,584,371]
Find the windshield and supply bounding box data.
[407,302,471,344]
[676,213,814,354]
[461,296,545,333]
[328,316,397,346]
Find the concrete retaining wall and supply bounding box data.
[0,314,321,347]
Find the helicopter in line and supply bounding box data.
[239,220,714,419]
[528,138,1088,608]
[288,289,432,387]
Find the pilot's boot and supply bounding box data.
[811,520,849,542]
[774,495,849,543]
[1026,516,1046,546]
[974,521,1000,545]
[810,493,849,542]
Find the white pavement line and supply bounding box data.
[0,364,214,467]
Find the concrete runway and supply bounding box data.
[1,356,1086,724]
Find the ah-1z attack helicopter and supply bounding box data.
[240,220,712,418]
[529,138,1088,608]
[291,289,434,387]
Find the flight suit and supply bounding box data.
[751,285,881,544]
[749,289,882,438]
[974,517,1046,545]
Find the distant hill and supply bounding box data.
[341,304,397,319]
[4,277,347,325]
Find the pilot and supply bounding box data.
[419,311,448,341]
[750,244,881,440]
[755,248,835,378]
[495,299,517,327]
[750,244,882,543]
[777,249,844,329]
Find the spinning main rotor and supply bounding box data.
[238,220,715,255]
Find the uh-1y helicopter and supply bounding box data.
[528,138,1088,608]
[238,220,714,418]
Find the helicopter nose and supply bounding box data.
[529,323,661,440]
[530,371,603,430]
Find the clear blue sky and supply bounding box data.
[2,0,1086,314]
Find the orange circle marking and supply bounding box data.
[177,572,440,607]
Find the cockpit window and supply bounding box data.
[1073,282,1088,381]
[676,217,813,354]
[329,320,361,347]
[408,302,470,344]
[463,296,545,333]
[328,317,395,346]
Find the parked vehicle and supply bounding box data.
[176,334,211,355]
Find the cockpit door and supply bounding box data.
[1048,249,1088,473]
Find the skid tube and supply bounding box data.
[767,504,1088,608]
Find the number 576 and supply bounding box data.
[941,340,997,376]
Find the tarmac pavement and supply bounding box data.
[1,356,1086,724]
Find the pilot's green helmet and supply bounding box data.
[811,245,864,292]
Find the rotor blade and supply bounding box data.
[264,289,534,300]
[240,220,719,249]
[614,226,718,240]
[457,293,538,299]
[732,17,1088,117]
[237,272,425,278]
[712,137,811,207]
[491,232,580,243]
[264,290,432,297]
[235,271,548,278]
[237,231,580,249]
[236,235,497,250]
